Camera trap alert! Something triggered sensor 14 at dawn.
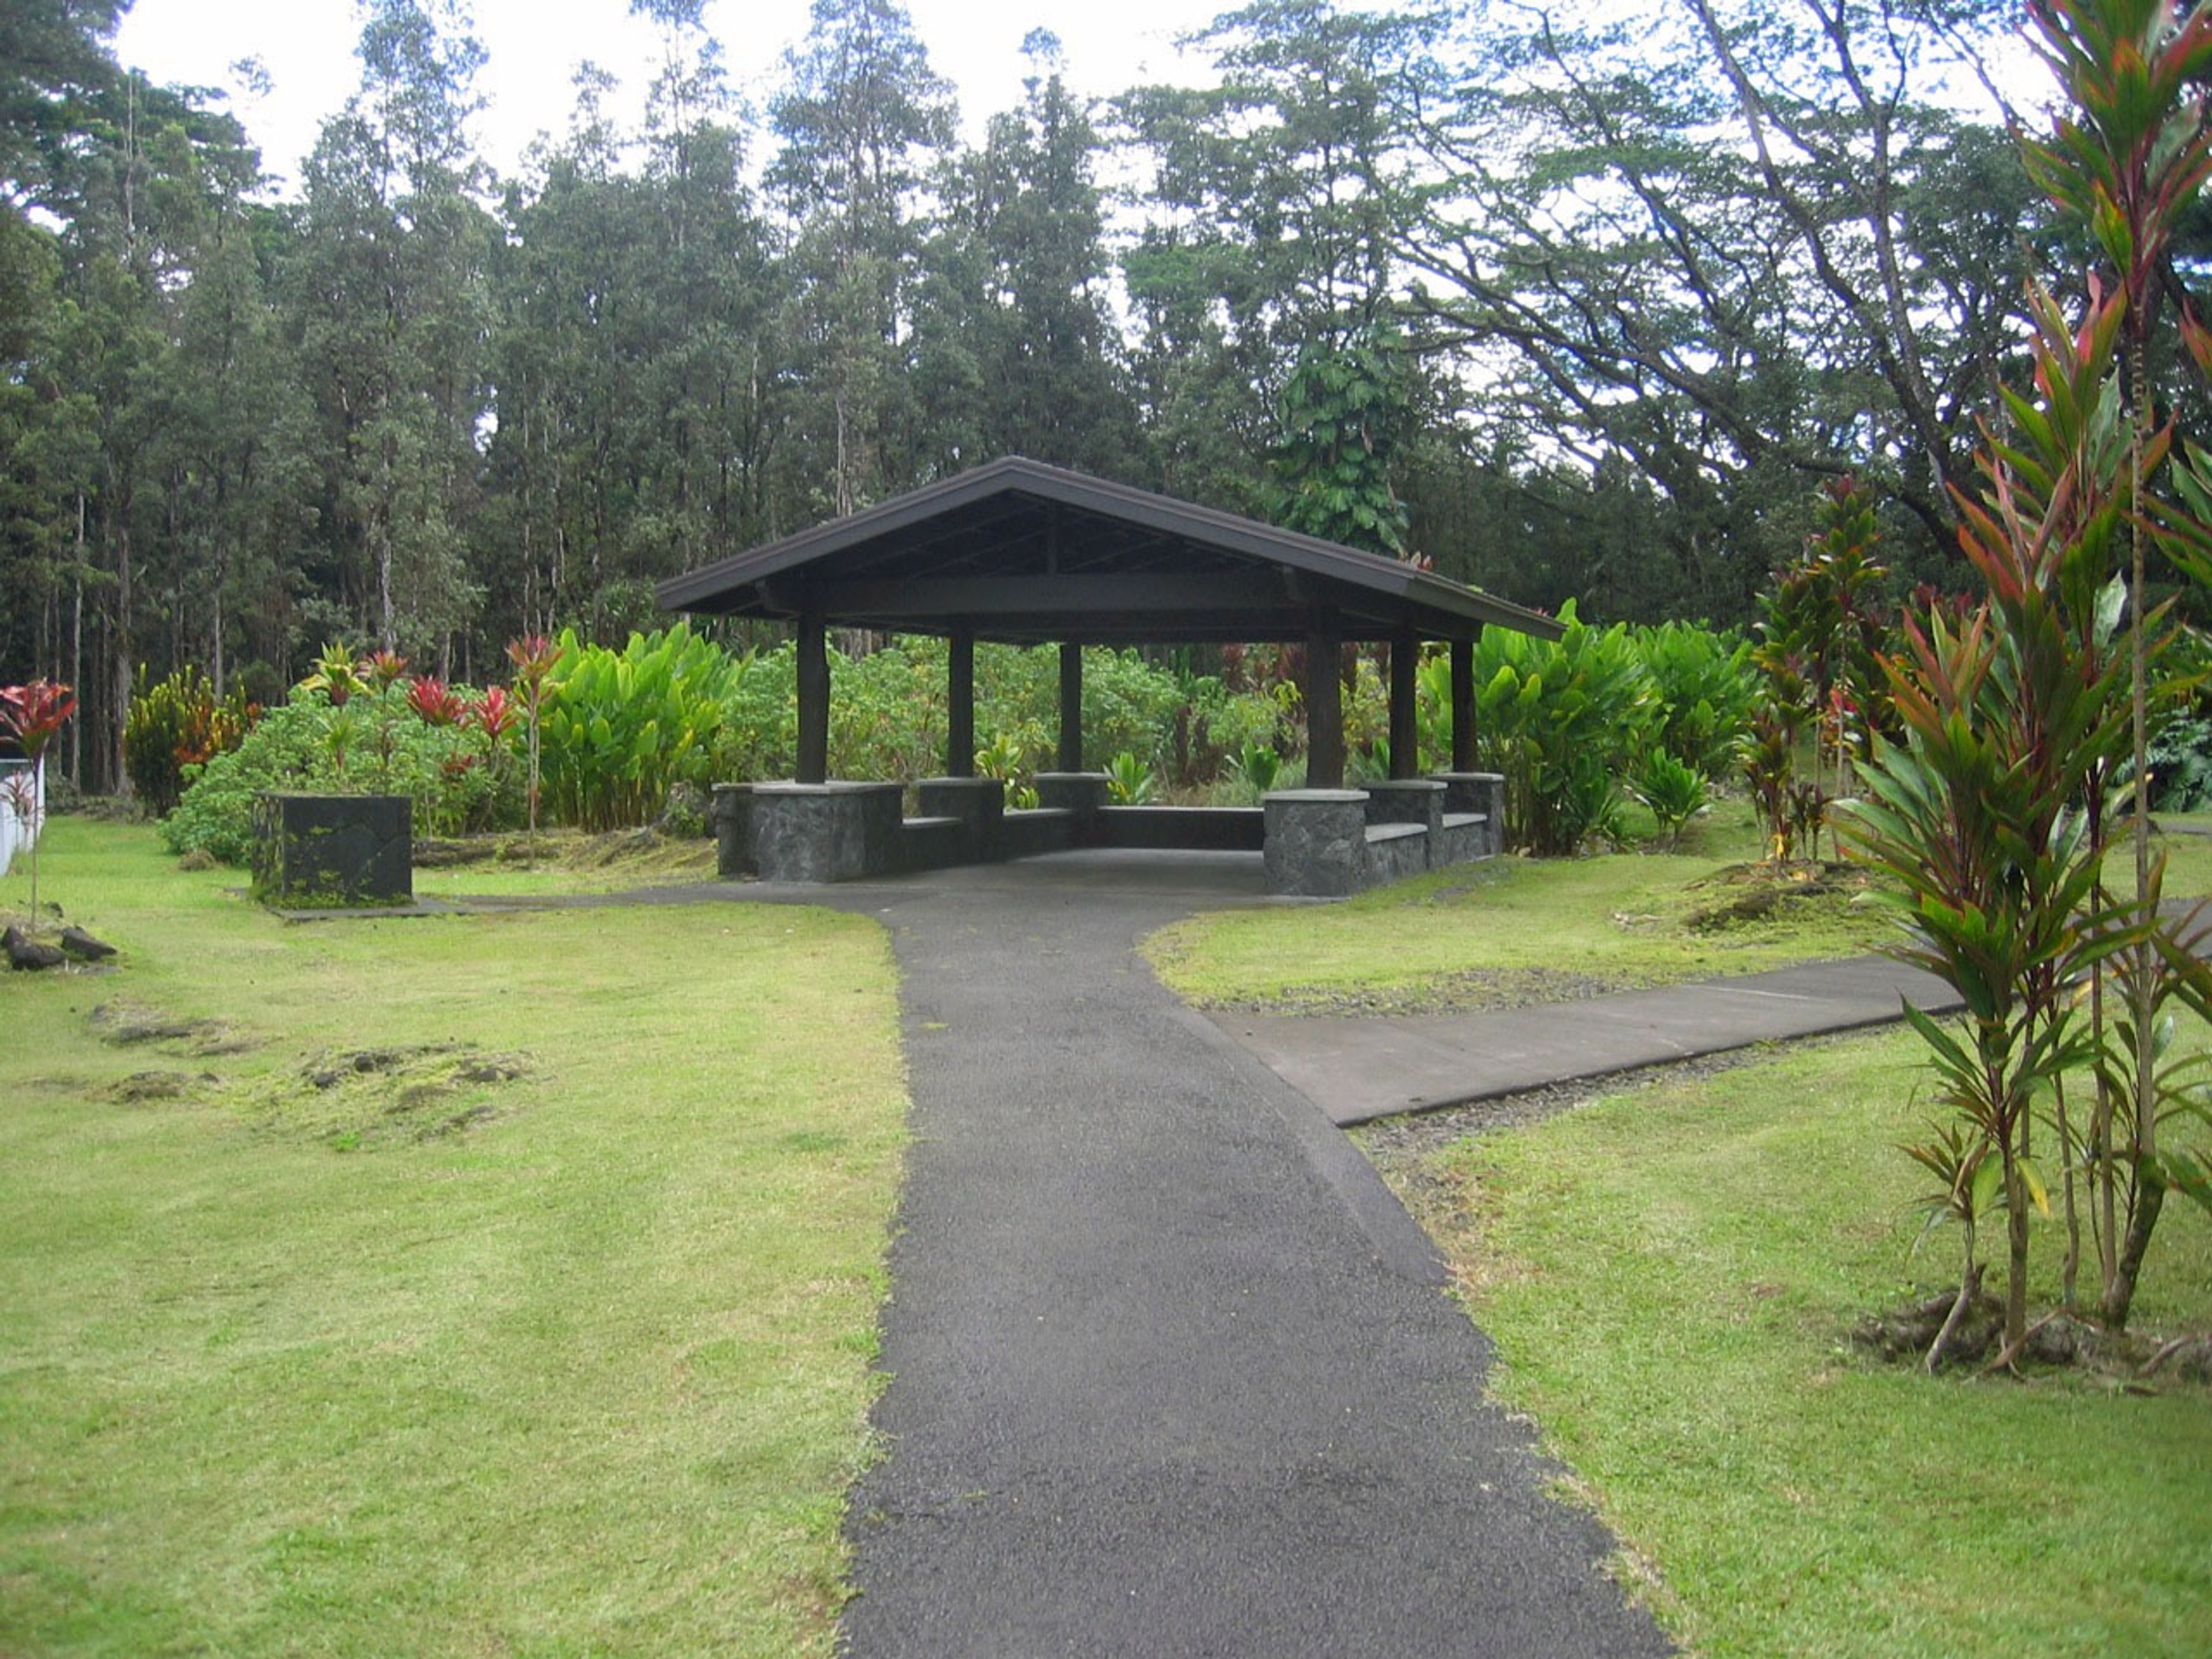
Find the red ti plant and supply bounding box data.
[407,676,464,727]
[470,684,519,745]
[1,679,77,926]
[2012,0,2212,1328]
[363,650,410,692]
[468,685,518,792]
[505,634,558,846]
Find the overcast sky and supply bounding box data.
[113,0,1213,191]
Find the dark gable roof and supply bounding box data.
[656,455,1562,644]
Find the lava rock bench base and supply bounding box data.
[252,793,414,908]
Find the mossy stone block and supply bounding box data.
[252,793,413,908]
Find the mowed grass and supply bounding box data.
[1147,801,1893,1010]
[1148,799,2212,1012]
[1,819,906,1656]
[1376,1029,2212,1659]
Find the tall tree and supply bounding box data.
[768,0,955,516]
[913,30,1138,478]
[1119,1,1437,511]
[1395,0,2050,588]
[287,0,492,660]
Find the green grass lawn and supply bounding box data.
[1147,800,2212,1014]
[1369,1031,2212,1658]
[1147,801,1899,1012]
[1,819,906,1656]
[403,824,719,900]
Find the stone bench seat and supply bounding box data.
[1364,820,1427,844]
[897,813,970,875]
[994,805,1080,861]
[1441,811,1486,830]
[1096,805,1266,851]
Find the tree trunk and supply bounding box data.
[111,520,132,798]
[2056,1071,2080,1310]
[2122,335,2158,1328]
[69,495,84,789]
[2004,1149,2029,1357]
[2106,1179,2165,1330]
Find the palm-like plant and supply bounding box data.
[298,642,368,707]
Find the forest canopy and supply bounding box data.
[2,0,2063,790]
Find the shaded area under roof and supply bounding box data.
[654,456,1561,644]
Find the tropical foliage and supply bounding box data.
[1,678,74,916]
[122,666,255,817]
[3,0,2062,800]
[159,689,516,865]
[1467,604,1657,856]
[1840,0,2212,1359]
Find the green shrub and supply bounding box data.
[706,638,1196,786]
[539,624,742,831]
[1473,601,1656,855]
[124,666,255,816]
[1629,749,1709,848]
[1104,750,1158,804]
[975,729,1043,808]
[162,688,518,864]
[716,643,800,781]
[2138,715,2212,812]
[1630,620,1756,779]
[1232,741,1282,793]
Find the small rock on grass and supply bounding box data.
[4,926,66,971]
[59,926,116,961]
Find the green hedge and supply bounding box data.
[162,687,521,865]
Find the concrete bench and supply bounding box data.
[897,814,969,873]
[1364,821,1426,844]
[1363,818,1431,885]
[995,807,1078,861]
[1436,811,1488,868]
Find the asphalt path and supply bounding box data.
[796,850,1669,1658]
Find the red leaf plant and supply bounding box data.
[1,679,77,928]
[407,676,464,726]
[505,635,559,845]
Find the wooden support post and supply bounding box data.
[1451,635,1476,772]
[1389,631,1419,780]
[1058,641,1083,772]
[796,612,829,785]
[1306,626,1344,789]
[948,627,975,778]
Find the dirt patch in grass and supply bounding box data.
[110,1069,219,1104]
[1679,858,1874,934]
[88,999,255,1055]
[232,1042,535,1150]
[1206,964,1637,1018]
[87,1003,528,1146]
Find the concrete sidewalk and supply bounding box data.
[1213,954,1963,1127]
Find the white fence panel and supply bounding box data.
[0,759,44,880]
